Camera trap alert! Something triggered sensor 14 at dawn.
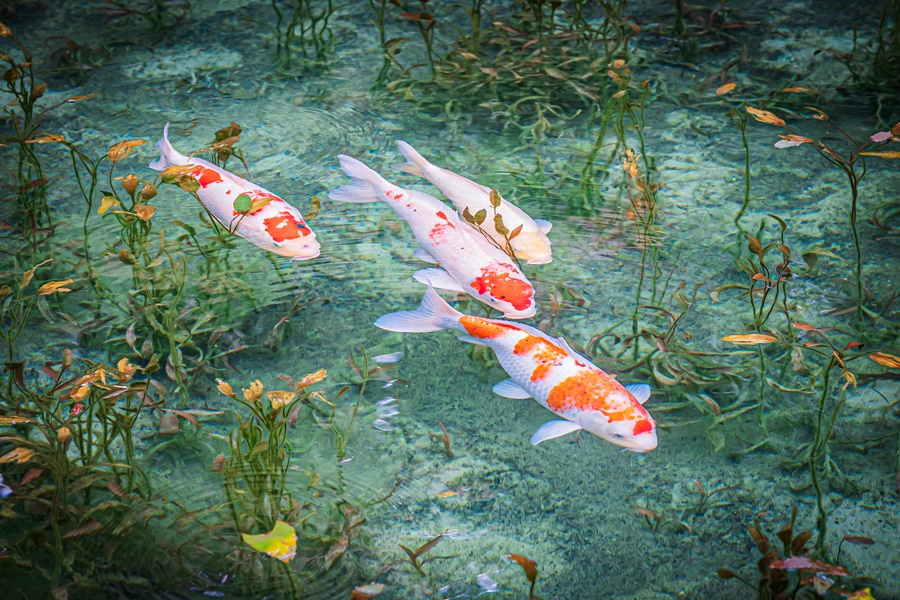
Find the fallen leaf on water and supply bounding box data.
[242,520,297,563]
[721,334,777,345]
[0,447,35,464]
[869,352,900,368]
[746,105,785,126]
[715,82,737,95]
[62,520,103,538]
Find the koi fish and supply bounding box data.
[394,141,553,265]
[375,285,657,451]
[330,155,537,319]
[149,123,320,260]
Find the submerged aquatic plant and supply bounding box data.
[270,0,335,70]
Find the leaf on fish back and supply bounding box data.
[745,106,785,126]
[62,520,103,539]
[721,334,777,345]
[242,520,297,563]
[869,352,900,368]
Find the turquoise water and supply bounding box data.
[1,1,899,598]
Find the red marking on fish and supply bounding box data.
[633,419,654,435]
[263,211,311,242]
[513,336,566,382]
[547,370,650,422]
[429,211,457,242]
[470,265,533,311]
[190,166,224,188]
[460,316,520,339]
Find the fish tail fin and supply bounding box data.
[393,140,429,177]
[148,123,187,171]
[375,284,463,333]
[329,155,393,203]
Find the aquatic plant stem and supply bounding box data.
[809,356,836,553]
[733,112,752,226]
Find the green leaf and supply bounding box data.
[233,194,252,214]
[178,177,200,193]
[242,520,297,563]
[494,213,509,236]
[473,209,487,226]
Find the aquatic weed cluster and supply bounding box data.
[0,1,899,599]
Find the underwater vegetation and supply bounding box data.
[0,0,899,598]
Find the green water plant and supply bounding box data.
[397,529,456,576]
[271,0,335,71]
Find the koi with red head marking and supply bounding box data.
[375,285,658,452]
[149,123,319,260]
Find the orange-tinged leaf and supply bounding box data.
[22,258,53,288]
[351,584,385,599]
[21,467,43,485]
[66,93,97,103]
[746,105,785,126]
[266,390,296,410]
[134,204,155,221]
[507,553,538,583]
[869,352,900,368]
[721,334,778,345]
[716,82,737,95]
[62,520,102,539]
[0,447,34,464]
[792,322,817,331]
[37,279,74,295]
[297,369,327,388]
[0,416,33,425]
[846,589,875,600]
[860,151,900,159]
[769,556,850,576]
[107,139,147,163]
[437,491,457,498]
[242,380,263,402]
[216,378,236,398]
[98,195,120,214]
[780,87,812,93]
[242,520,297,563]
[26,134,65,144]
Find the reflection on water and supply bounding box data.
[0,1,899,599]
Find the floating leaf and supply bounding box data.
[745,105,785,126]
[869,352,900,368]
[715,82,737,95]
[233,194,252,214]
[37,280,74,295]
[107,139,147,163]
[721,334,777,345]
[242,520,297,563]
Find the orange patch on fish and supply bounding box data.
[263,211,311,242]
[632,419,654,435]
[470,265,533,311]
[513,336,566,382]
[460,316,520,340]
[190,166,224,188]
[428,211,456,242]
[547,370,649,421]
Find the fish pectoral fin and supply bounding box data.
[413,248,439,264]
[413,268,466,293]
[493,378,532,399]
[458,334,489,346]
[530,420,583,446]
[625,383,651,404]
[534,219,553,234]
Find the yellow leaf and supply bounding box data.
[267,390,296,410]
[0,447,35,464]
[159,164,196,177]
[297,369,327,388]
[116,358,136,380]
[216,379,236,398]
[98,195,120,214]
[436,491,457,498]
[869,352,900,369]
[134,204,155,221]
[66,93,97,103]
[860,151,900,159]
[0,416,33,426]
[780,86,813,93]
[242,380,263,402]
[745,105,785,126]
[26,134,66,144]
[57,426,71,443]
[611,90,626,99]
[36,280,74,296]
[716,82,737,95]
[107,139,147,163]
[242,520,297,563]
[22,258,53,288]
[721,334,778,345]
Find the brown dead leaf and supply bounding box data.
[716,82,737,95]
[746,105,785,126]
[721,334,778,345]
[869,352,900,368]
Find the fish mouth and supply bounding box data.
[289,248,321,261]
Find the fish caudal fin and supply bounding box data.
[393,140,429,177]
[148,123,188,171]
[374,283,463,333]
[329,155,393,204]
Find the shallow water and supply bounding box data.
[1,1,899,599]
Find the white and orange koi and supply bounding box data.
[394,141,553,265]
[149,123,320,260]
[375,285,657,451]
[330,155,537,319]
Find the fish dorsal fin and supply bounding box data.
[530,420,582,446]
[625,383,651,404]
[534,218,553,234]
[492,378,531,399]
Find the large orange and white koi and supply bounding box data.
[394,141,553,265]
[149,123,320,260]
[330,155,537,319]
[375,285,657,451]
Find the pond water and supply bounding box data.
[1,1,899,599]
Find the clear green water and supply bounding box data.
[1,1,899,599]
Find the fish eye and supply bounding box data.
[614,433,624,439]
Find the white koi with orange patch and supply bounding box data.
[394,141,553,265]
[375,285,657,451]
[330,155,537,319]
[149,123,320,260]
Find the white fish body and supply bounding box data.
[375,285,657,451]
[329,155,537,319]
[394,141,553,265]
[149,123,320,260]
